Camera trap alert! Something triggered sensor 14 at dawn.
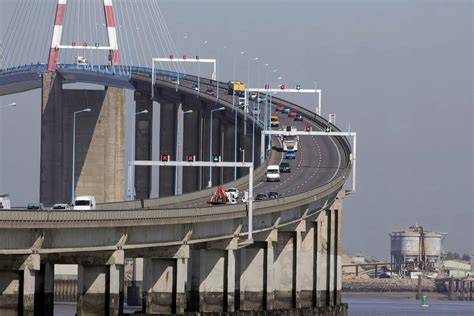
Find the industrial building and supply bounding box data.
[390,224,446,276]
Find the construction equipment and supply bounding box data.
[208,186,229,205]
[227,80,246,96]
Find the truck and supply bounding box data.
[227,80,246,96]
[266,165,281,182]
[73,196,97,210]
[282,136,298,152]
[0,194,11,209]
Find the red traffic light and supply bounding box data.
[182,55,187,60]
[169,55,174,59]
[280,84,285,90]
[161,154,169,162]
[305,126,312,132]
[187,155,195,162]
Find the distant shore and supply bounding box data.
[342,291,449,300]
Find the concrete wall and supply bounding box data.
[40,72,125,205]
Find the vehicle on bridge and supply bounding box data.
[27,203,45,210]
[0,194,11,209]
[283,136,298,152]
[227,80,245,96]
[225,187,240,199]
[266,165,281,182]
[285,150,296,159]
[279,162,291,173]
[255,193,269,200]
[51,203,70,210]
[75,56,88,65]
[73,196,96,210]
[271,116,280,127]
[208,186,230,205]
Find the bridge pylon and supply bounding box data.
[47,0,120,71]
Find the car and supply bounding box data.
[51,203,70,210]
[257,96,266,103]
[276,105,284,112]
[238,97,246,106]
[249,92,257,100]
[194,84,199,91]
[282,107,291,113]
[266,165,281,182]
[285,151,296,159]
[268,191,280,199]
[271,116,280,127]
[171,77,178,84]
[27,203,45,210]
[255,193,269,201]
[288,111,297,117]
[294,114,303,121]
[225,188,240,199]
[279,162,291,173]
[206,89,216,96]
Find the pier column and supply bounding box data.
[134,92,153,200]
[142,245,189,314]
[191,239,237,312]
[175,103,184,195]
[76,250,124,316]
[159,103,178,197]
[182,108,201,193]
[41,72,125,205]
[315,210,329,307]
[0,254,40,316]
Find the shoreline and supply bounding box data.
[342,291,449,300]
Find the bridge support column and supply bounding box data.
[315,209,329,307]
[40,72,125,205]
[0,254,40,316]
[134,92,153,200]
[182,108,201,193]
[175,103,184,195]
[142,246,189,314]
[190,239,237,312]
[159,103,178,197]
[76,250,124,316]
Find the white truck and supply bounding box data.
[282,136,298,152]
[266,165,281,182]
[0,194,11,209]
[73,196,97,210]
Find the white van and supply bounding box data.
[73,196,96,210]
[0,194,11,209]
[266,165,281,182]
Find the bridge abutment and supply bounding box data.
[40,72,125,205]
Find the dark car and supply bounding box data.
[255,193,269,201]
[279,162,291,173]
[206,89,216,96]
[285,151,296,159]
[268,191,280,199]
[294,114,303,121]
[27,203,45,210]
[282,107,291,113]
[276,105,284,111]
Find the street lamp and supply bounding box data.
[233,51,245,180]
[208,106,225,187]
[0,102,16,108]
[175,109,193,195]
[128,109,149,201]
[71,108,91,204]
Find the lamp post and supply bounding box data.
[174,109,193,195]
[233,51,245,180]
[208,107,225,187]
[128,109,149,201]
[71,108,91,204]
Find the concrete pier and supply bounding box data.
[40,72,125,205]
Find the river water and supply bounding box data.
[54,297,474,315]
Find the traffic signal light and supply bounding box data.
[161,154,170,161]
[296,84,301,90]
[264,84,269,89]
[187,155,195,162]
[169,55,173,59]
[280,84,285,90]
[212,155,221,162]
[305,126,312,132]
[325,126,331,132]
[182,55,187,60]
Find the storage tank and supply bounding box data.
[390,224,446,274]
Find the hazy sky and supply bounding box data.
[0,0,472,258]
